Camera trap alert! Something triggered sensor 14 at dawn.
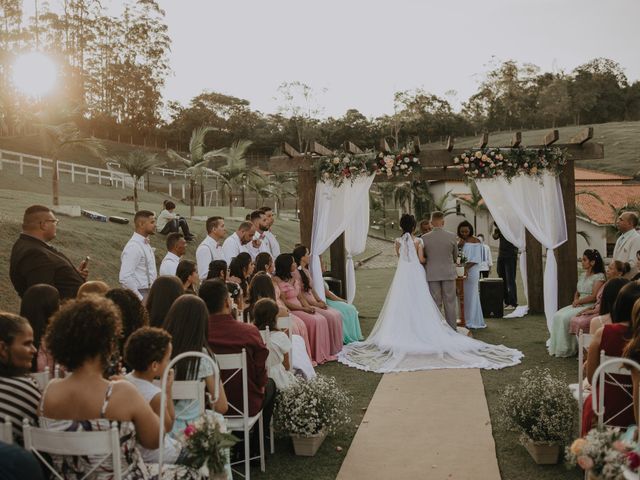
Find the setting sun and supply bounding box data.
[11,51,58,97]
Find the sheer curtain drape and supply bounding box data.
[476,172,567,331]
[310,175,375,303]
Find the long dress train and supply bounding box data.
[338,234,523,373]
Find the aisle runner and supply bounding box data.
[337,369,501,480]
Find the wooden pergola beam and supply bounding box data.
[570,127,593,145]
[446,136,454,152]
[543,129,560,146]
[476,132,489,148]
[414,137,421,154]
[309,141,333,157]
[344,141,363,154]
[282,142,301,158]
[511,131,522,147]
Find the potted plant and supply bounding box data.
[274,375,352,456]
[500,368,577,464]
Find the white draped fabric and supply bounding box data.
[476,172,567,331]
[310,175,375,303]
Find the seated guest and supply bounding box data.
[228,252,253,298]
[146,276,184,327]
[159,233,187,276]
[39,296,200,478]
[19,284,59,372]
[199,280,274,448]
[254,252,273,276]
[207,259,227,281]
[583,282,640,435]
[176,259,199,294]
[292,245,343,355]
[323,281,364,344]
[105,288,149,373]
[246,274,315,379]
[157,200,194,241]
[633,251,640,281]
[549,249,606,357]
[0,441,45,480]
[570,261,630,335]
[76,280,110,298]
[590,278,630,334]
[253,299,297,390]
[0,313,40,443]
[124,327,183,464]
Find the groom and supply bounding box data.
[422,211,458,330]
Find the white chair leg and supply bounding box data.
[244,426,250,480]
[259,415,265,472]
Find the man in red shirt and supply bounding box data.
[199,279,275,453]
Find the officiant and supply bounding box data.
[492,225,518,311]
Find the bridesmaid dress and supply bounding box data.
[324,281,363,344]
[273,280,314,363]
[462,242,486,329]
[275,277,335,364]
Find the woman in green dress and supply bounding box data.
[548,249,606,357]
[323,281,364,344]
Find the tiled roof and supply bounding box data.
[577,185,640,225]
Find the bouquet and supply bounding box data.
[456,250,468,266]
[180,415,239,474]
[566,427,640,479]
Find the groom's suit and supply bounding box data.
[422,228,458,330]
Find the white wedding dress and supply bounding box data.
[338,233,523,373]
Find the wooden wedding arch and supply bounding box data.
[267,128,604,313]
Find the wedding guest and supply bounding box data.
[196,216,226,280]
[146,276,184,327]
[323,281,363,344]
[634,250,640,281]
[207,260,228,281]
[245,210,271,260]
[570,261,630,334]
[19,283,59,372]
[0,441,44,480]
[221,222,255,264]
[119,210,158,301]
[293,246,344,354]
[255,252,273,275]
[157,200,194,241]
[613,212,640,278]
[589,278,630,334]
[105,288,149,370]
[176,259,199,294]
[10,205,88,299]
[583,282,640,434]
[77,280,110,298]
[228,252,254,299]
[549,249,606,357]
[418,218,432,235]
[259,206,281,258]
[477,234,493,279]
[0,313,40,443]
[458,221,486,329]
[492,224,518,310]
[159,233,186,276]
[274,254,335,364]
[253,298,297,390]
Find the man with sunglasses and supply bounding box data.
[9,205,88,299]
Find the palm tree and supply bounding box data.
[246,175,269,209]
[166,126,216,218]
[110,151,164,212]
[575,189,604,220]
[431,189,457,217]
[458,182,486,231]
[393,181,413,215]
[39,122,104,206]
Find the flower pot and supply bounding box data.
[521,436,561,464]
[291,431,327,456]
[456,266,465,278]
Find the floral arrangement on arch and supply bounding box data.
[566,427,640,479]
[375,150,422,179]
[453,147,566,182]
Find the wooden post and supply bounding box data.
[525,230,544,313]
[511,132,522,148]
[168,182,172,197]
[329,233,347,298]
[476,132,489,148]
[297,165,316,248]
[38,157,43,177]
[555,160,578,307]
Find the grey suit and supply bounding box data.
[422,228,458,330]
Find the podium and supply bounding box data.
[479,278,504,318]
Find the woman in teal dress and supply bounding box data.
[323,281,364,344]
[548,249,606,357]
[458,221,486,329]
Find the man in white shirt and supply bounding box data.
[159,232,186,276]
[196,216,227,280]
[260,206,281,258]
[613,211,640,278]
[244,210,271,260]
[222,221,255,264]
[119,210,158,300]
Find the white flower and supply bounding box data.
[332,158,340,165]
[453,157,459,164]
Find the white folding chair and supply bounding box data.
[591,356,640,430]
[157,351,220,476]
[30,366,51,391]
[1,415,12,444]
[574,330,593,432]
[22,418,122,480]
[276,316,294,372]
[217,348,265,479]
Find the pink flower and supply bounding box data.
[577,455,594,470]
[184,424,197,438]
[627,451,640,470]
[613,440,627,453]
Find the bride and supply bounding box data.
[338,214,523,373]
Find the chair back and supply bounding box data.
[153,380,207,416]
[31,366,51,390]
[22,418,122,480]
[216,349,249,419]
[591,356,639,430]
[1,415,12,444]
[577,330,593,429]
[276,316,294,371]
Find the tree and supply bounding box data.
[458,182,486,231]
[370,182,398,238]
[39,122,104,205]
[538,77,571,128]
[110,151,163,211]
[274,81,325,153]
[263,173,297,218]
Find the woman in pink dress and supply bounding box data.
[292,246,344,355]
[274,254,335,364]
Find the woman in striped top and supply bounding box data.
[0,312,40,443]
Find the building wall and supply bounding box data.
[576,218,608,259]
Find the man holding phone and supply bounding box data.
[244,210,271,260]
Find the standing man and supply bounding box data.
[613,211,640,278]
[418,218,433,235]
[260,206,281,258]
[492,224,518,310]
[119,210,158,301]
[477,234,493,279]
[245,210,270,260]
[159,232,186,276]
[422,211,458,330]
[196,216,227,280]
[222,221,255,263]
[10,205,88,299]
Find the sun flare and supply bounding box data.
[12,52,58,97]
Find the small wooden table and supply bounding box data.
[455,275,466,328]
